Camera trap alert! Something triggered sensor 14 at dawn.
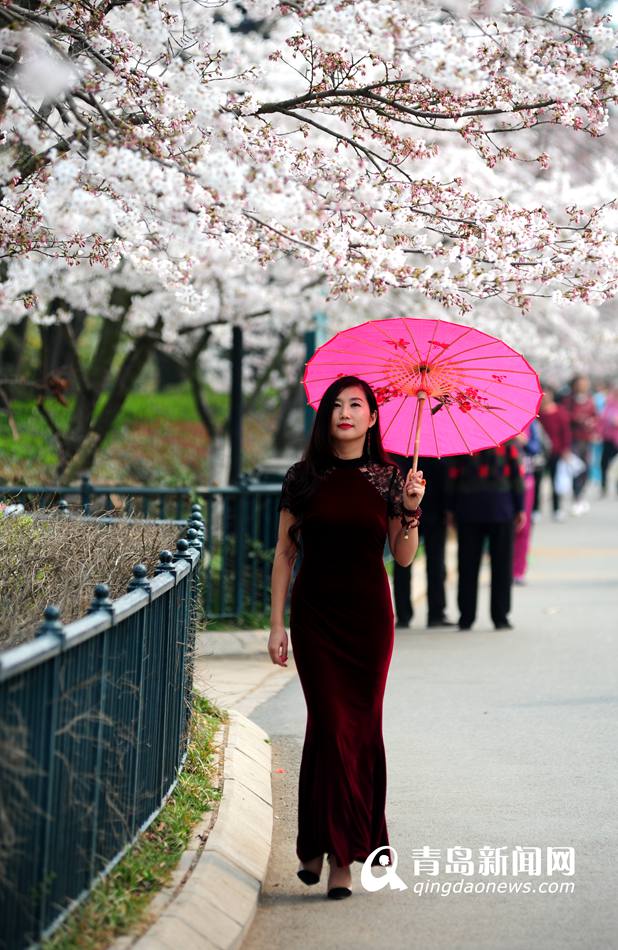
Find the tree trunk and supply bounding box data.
[58,316,163,480]
[188,364,217,442]
[0,317,28,396]
[206,431,230,544]
[242,331,291,416]
[38,304,86,385]
[274,361,306,452]
[61,314,126,464]
[155,349,186,390]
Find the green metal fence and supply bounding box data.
[0,474,193,520]
[0,507,205,950]
[1,474,286,623]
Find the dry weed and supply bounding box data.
[0,513,182,650]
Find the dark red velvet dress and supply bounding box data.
[278,452,408,869]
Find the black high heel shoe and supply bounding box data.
[326,854,352,899]
[327,886,352,900]
[297,855,324,885]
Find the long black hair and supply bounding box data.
[284,375,395,561]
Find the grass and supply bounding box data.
[0,382,278,486]
[0,384,221,483]
[42,691,228,950]
[204,613,272,632]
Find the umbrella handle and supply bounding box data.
[412,391,427,475]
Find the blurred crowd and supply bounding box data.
[390,373,618,633]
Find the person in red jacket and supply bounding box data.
[538,385,572,520]
[562,375,601,513]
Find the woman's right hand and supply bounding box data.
[268,625,288,667]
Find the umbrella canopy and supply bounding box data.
[303,316,542,460]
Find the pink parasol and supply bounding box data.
[302,316,542,471]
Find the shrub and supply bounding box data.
[0,514,181,650]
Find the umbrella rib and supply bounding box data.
[310,349,407,364]
[443,354,524,365]
[322,324,415,358]
[381,391,415,450]
[423,317,441,368]
[456,376,541,414]
[430,337,511,369]
[306,368,392,385]
[339,323,404,353]
[312,339,432,366]
[449,365,542,376]
[426,335,478,370]
[459,403,504,448]
[428,394,441,457]
[442,402,473,454]
[473,389,540,416]
[402,318,427,364]
[434,326,473,354]
[370,319,425,361]
[458,374,542,394]
[472,401,522,434]
[406,397,419,456]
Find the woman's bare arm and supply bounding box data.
[388,517,420,568]
[269,509,297,665]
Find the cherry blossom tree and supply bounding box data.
[1,0,617,477]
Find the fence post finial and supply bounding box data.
[173,538,190,562]
[155,549,178,582]
[127,564,151,593]
[187,516,205,542]
[36,605,65,639]
[186,527,203,556]
[87,583,114,617]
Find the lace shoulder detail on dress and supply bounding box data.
[385,464,413,525]
[278,461,304,515]
[358,461,407,520]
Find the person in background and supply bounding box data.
[538,386,572,521]
[562,375,601,515]
[529,416,550,524]
[446,441,525,632]
[590,380,608,487]
[600,381,618,497]
[390,453,454,628]
[513,421,542,584]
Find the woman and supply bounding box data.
[269,375,425,900]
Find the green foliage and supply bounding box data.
[204,610,272,632]
[0,384,230,484]
[0,402,62,467]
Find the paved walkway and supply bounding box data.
[200,496,618,950]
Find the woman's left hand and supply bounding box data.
[403,469,426,511]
